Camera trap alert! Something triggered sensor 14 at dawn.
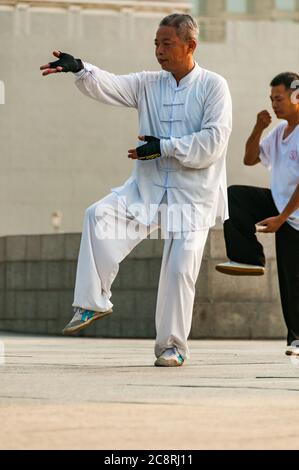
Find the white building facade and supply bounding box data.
[1,0,299,235]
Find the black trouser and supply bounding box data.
[224,185,299,345]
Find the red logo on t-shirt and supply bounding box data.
[289,150,298,161]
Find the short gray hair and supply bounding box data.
[159,13,199,43]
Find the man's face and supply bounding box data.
[270,85,298,119]
[155,26,193,73]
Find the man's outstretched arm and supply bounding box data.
[40,50,142,109]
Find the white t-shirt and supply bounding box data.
[259,121,299,231]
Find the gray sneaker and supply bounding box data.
[155,347,185,367]
[216,261,265,276]
[62,307,112,335]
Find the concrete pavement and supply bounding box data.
[1,333,299,450]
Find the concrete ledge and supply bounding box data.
[0,230,285,339]
[0,0,190,14]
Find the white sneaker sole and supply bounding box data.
[216,264,265,277]
[154,357,184,367]
[62,309,113,336]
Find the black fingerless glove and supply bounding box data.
[49,52,84,73]
[136,136,161,161]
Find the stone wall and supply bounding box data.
[0,231,286,339]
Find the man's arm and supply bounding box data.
[160,78,232,170]
[74,63,143,109]
[40,50,142,109]
[257,184,299,233]
[244,110,272,166]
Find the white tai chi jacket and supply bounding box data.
[74,62,232,231]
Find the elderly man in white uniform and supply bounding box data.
[40,14,232,367]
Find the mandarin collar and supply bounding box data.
[165,62,202,90]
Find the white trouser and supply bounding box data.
[73,192,209,359]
